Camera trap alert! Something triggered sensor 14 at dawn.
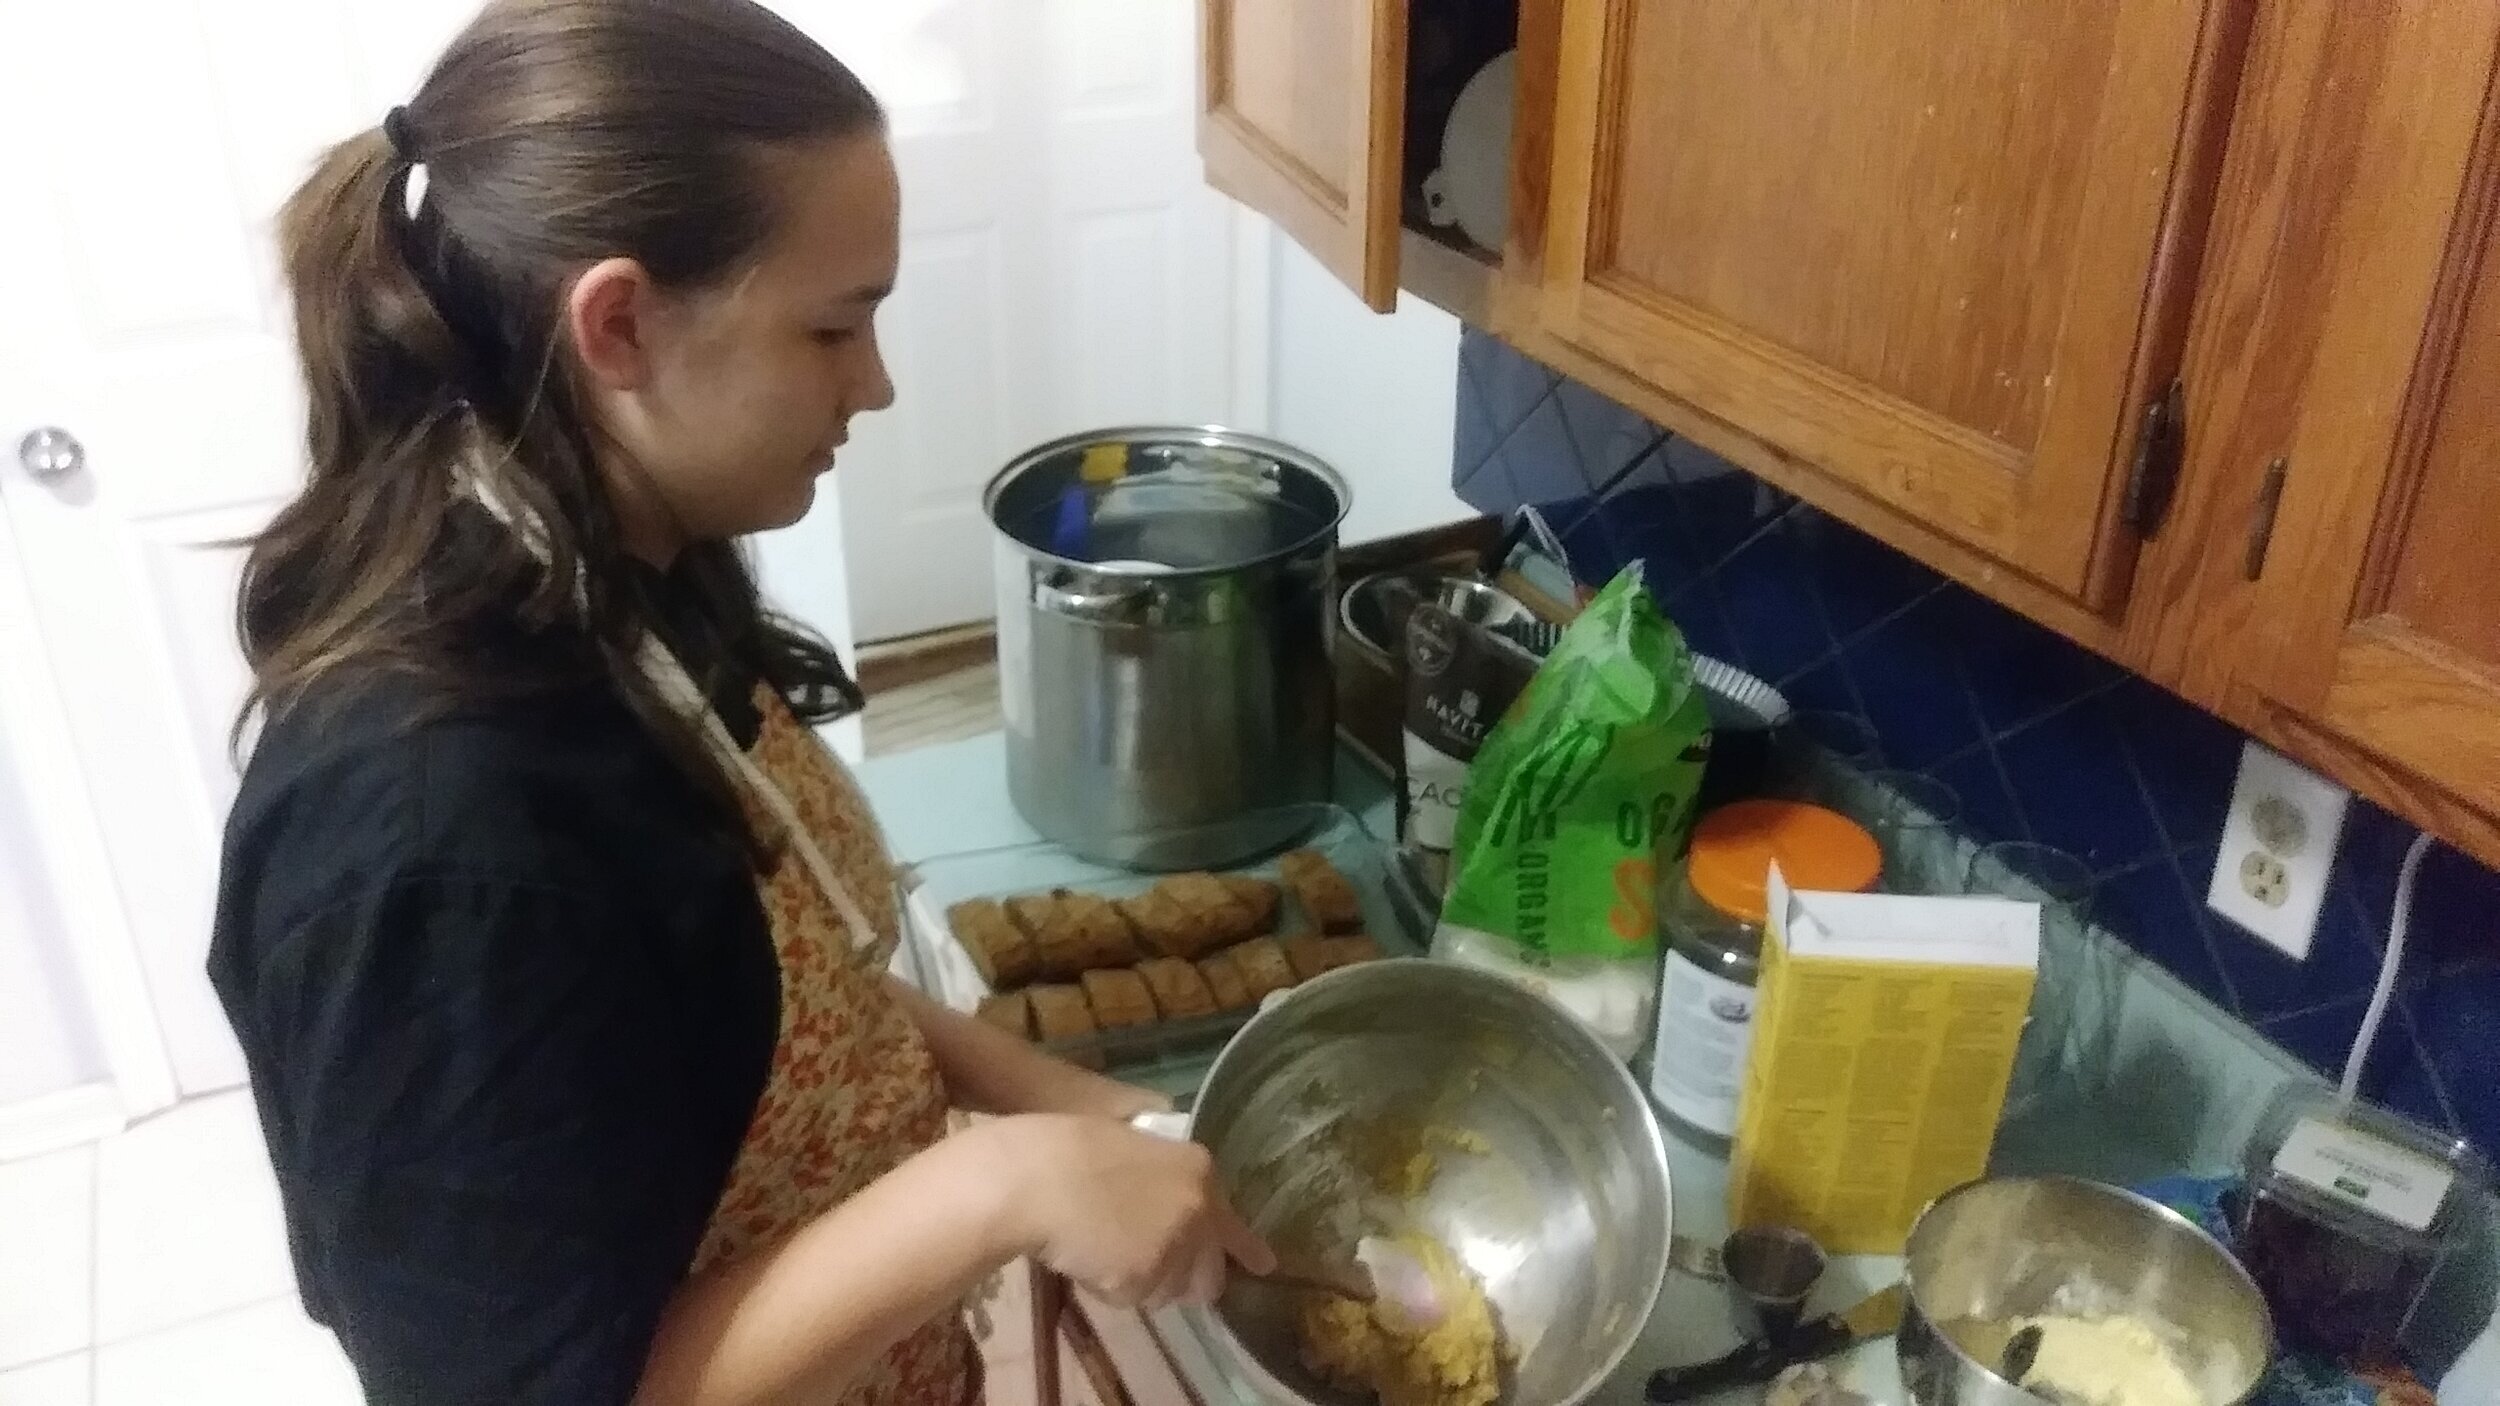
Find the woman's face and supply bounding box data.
[575,132,901,557]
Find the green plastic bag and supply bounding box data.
[1437,565,1712,961]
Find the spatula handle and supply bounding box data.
[1645,1316,1850,1403]
[1261,1266,1376,1303]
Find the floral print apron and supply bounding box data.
[652,652,978,1406]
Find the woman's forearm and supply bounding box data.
[633,1119,1024,1406]
[888,978,1162,1120]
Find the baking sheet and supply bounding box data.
[895,803,1432,1079]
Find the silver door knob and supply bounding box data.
[18,427,85,483]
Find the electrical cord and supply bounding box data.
[2342,829,2437,1101]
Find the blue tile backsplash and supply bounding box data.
[1453,329,2500,1158]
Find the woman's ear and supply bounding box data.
[565,257,660,390]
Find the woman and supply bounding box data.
[206,1,1272,1402]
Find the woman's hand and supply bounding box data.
[996,1114,1275,1309]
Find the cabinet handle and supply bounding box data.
[2122,379,2187,536]
[2242,457,2289,581]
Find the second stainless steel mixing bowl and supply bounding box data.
[1899,1176,2274,1406]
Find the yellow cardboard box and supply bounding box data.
[1727,864,2039,1253]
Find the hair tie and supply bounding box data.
[381,106,419,162]
[379,106,430,224]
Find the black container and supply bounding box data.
[2231,1085,2490,1364]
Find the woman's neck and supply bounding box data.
[595,444,689,568]
[618,509,685,569]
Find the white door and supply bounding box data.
[0,0,855,1106]
[0,516,175,1156]
[0,0,403,1101]
[784,1,1258,642]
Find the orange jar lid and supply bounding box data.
[1685,800,1881,924]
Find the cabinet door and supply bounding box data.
[2239,6,2500,805]
[1199,0,1405,311]
[1530,0,2229,605]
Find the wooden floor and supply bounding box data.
[861,661,1003,758]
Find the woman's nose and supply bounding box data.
[856,337,896,413]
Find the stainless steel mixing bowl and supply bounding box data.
[1182,960,1673,1406]
[1899,1176,2274,1406]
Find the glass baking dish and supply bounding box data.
[893,803,1431,1085]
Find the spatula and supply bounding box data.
[1129,1113,1447,1327]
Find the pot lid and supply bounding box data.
[986,426,1349,576]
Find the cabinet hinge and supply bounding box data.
[2242,456,2289,581]
[2122,377,2186,537]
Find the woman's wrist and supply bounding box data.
[1047,1069,1169,1123]
[954,1115,1057,1260]
[965,1113,1132,1261]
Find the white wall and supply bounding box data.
[1260,232,1472,545]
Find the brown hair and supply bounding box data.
[240,0,881,840]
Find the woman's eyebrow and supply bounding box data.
[836,281,894,306]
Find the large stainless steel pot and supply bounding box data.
[988,426,1349,870]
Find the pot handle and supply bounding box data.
[1129,1110,1192,1141]
[1034,577,1158,624]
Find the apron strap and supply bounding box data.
[450,458,881,946]
[637,637,882,953]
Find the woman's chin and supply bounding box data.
[724,462,834,538]
[731,483,818,540]
[772,479,819,528]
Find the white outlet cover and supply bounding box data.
[2208,741,2350,959]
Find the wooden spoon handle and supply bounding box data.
[1258,1264,1375,1302]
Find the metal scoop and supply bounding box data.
[1723,1225,1828,1343]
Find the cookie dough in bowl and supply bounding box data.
[1298,1234,1502,1406]
[2003,1313,2204,1406]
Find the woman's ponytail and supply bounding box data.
[280,120,488,463]
[236,123,490,729]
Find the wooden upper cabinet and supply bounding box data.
[1525,1,2238,608]
[1199,0,1407,311]
[2233,4,2500,811]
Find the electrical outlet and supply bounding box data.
[2237,851,2290,907]
[2207,741,2349,958]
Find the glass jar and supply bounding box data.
[1647,800,1880,1138]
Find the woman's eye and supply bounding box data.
[811,327,860,346]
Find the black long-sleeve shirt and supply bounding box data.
[209,638,779,1403]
